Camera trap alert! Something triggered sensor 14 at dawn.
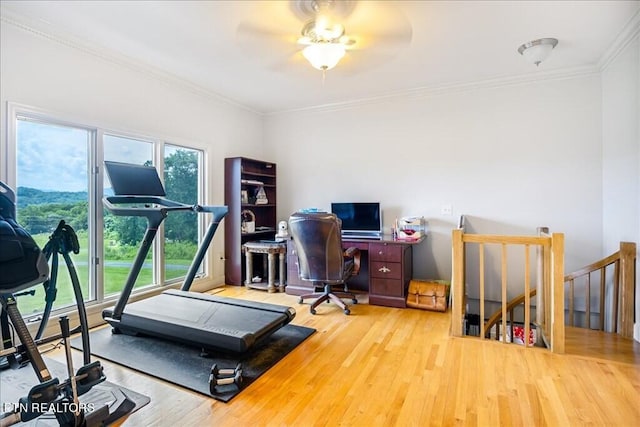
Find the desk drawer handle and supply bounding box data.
[378,266,391,273]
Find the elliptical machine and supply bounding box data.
[0,181,110,426]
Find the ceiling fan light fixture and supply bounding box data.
[296,2,354,74]
[302,18,345,42]
[328,23,345,39]
[302,42,346,70]
[518,38,558,66]
[313,19,344,40]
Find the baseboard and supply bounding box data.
[190,276,225,293]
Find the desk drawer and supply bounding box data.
[342,241,370,251]
[369,243,402,262]
[370,261,402,280]
[370,278,404,297]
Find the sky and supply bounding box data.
[17,120,153,192]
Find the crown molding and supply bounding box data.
[0,11,261,116]
[1,6,627,118]
[267,65,600,116]
[598,8,640,71]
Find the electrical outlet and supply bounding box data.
[441,204,452,216]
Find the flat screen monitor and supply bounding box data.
[104,161,166,196]
[331,202,382,238]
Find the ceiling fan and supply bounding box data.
[236,0,412,75]
[295,0,356,71]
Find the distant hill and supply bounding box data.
[17,187,88,206]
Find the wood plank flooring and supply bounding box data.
[52,287,640,426]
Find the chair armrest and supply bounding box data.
[343,247,361,276]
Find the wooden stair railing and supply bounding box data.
[565,241,636,337]
[481,241,636,341]
[482,289,536,340]
[451,228,565,353]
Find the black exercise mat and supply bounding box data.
[0,357,150,426]
[72,324,315,402]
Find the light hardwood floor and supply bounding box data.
[55,287,640,426]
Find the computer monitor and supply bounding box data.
[330,202,382,238]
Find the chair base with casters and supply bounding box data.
[299,283,358,315]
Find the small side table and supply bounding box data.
[243,241,287,293]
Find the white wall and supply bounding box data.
[4,11,636,339]
[265,74,603,292]
[0,20,264,286]
[601,33,640,341]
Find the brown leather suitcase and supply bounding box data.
[406,280,450,312]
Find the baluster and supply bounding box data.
[599,266,605,331]
[524,244,531,347]
[479,243,485,340]
[586,273,591,329]
[569,279,574,326]
[613,259,619,333]
[501,243,507,343]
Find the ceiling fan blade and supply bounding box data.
[343,1,413,50]
[236,21,301,68]
[289,0,358,21]
[349,28,412,52]
[234,1,413,75]
[339,49,400,75]
[267,50,308,73]
[236,21,298,45]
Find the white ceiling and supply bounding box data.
[2,0,639,114]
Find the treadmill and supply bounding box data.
[101,161,295,353]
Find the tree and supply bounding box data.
[163,150,199,243]
[18,201,88,234]
[107,214,147,246]
[105,150,199,245]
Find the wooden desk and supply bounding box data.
[286,235,425,308]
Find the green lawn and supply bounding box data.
[16,233,196,315]
[16,264,192,315]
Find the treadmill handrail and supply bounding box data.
[104,196,228,219]
[180,205,228,291]
[194,205,228,214]
[103,195,192,217]
[103,193,228,320]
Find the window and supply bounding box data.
[9,107,206,318]
[103,134,154,297]
[163,145,203,282]
[14,117,92,316]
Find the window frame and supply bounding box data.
[162,142,207,286]
[5,102,208,331]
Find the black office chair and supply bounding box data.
[288,212,361,315]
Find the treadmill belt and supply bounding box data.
[110,290,295,353]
